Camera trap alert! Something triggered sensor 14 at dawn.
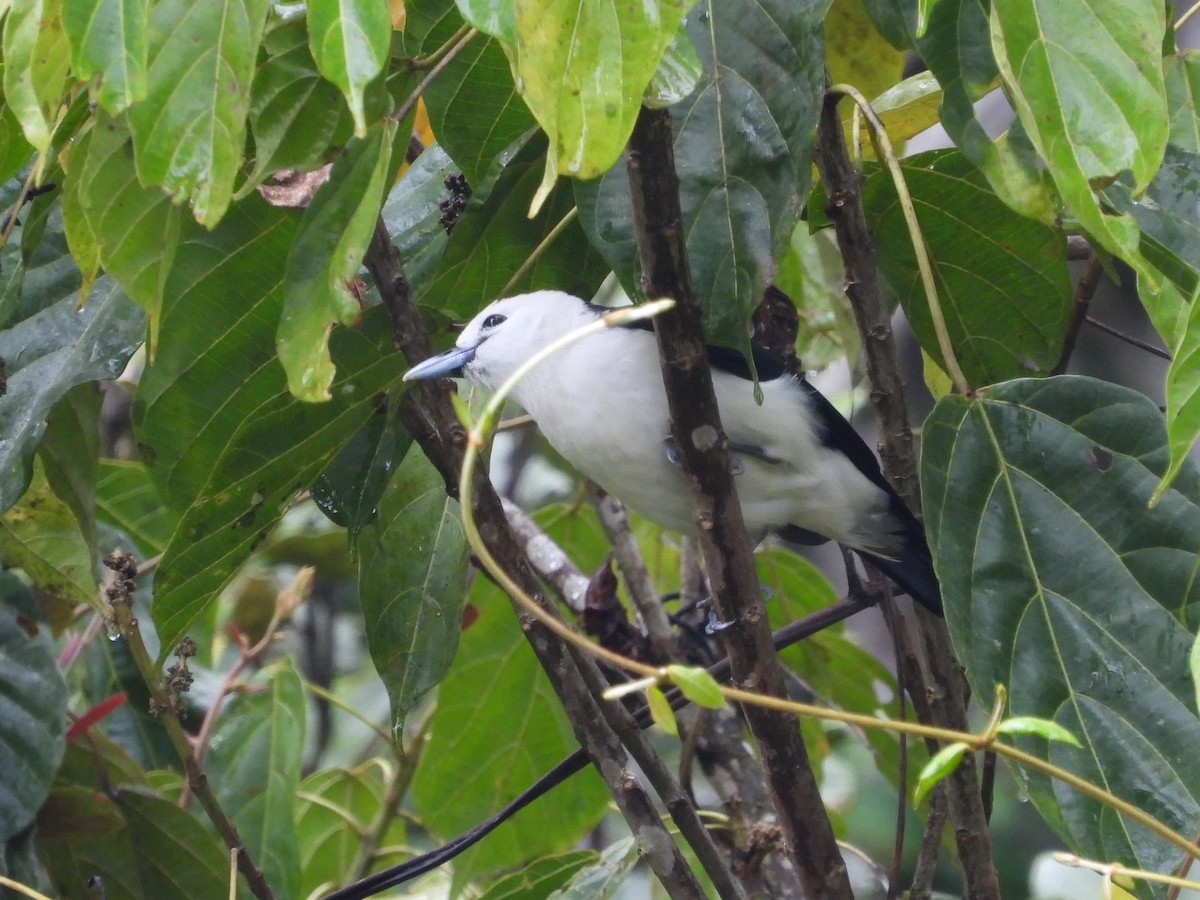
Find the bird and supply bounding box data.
[403,290,941,614]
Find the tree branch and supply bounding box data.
[812,88,1001,898]
[626,105,852,900]
[363,217,705,899]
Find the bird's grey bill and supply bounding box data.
[402,345,477,381]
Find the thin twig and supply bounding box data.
[587,483,681,659]
[909,786,950,899]
[1085,314,1172,361]
[1051,254,1104,375]
[499,207,580,297]
[393,28,478,127]
[102,553,276,900]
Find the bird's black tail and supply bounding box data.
[861,531,942,616]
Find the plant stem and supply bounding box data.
[102,554,276,900]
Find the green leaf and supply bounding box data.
[307,0,392,136]
[424,38,535,187]
[510,0,690,184]
[1162,283,1200,501]
[39,783,229,897]
[757,547,910,787]
[825,0,904,105]
[2,0,71,151]
[0,279,144,515]
[1192,627,1200,717]
[1165,50,1200,153]
[380,141,457,292]
[0,597,67,842]
[311,396,412,540]
[419,135,609,318]
[240,16,355,196]
[0,457,96,626]
[358,444,469,726]
[412,577,608,882]
[77,114,183,349]
[776,226,860,373]
[575,0,826,353]
[479,851,599,900]
[456,0,513,43]
[38,382,101,555]
[57,729,148,792]
[134,199,406,656]
[848,71,944,154]
[63,0,149,114]
[921,376,1200,873]
[995,716,1081,746]
[280,120,395,402]
[666,664,724,710]
[643,26,702,109]
[115,788,231,896]
[913,741,968,806]
[207,658,306,900]
[127,0,270,226]
[296,762,406,896]
[991,0,1167,288]
[96,460,179,557]
[860,149,1072,386]
[645,684,677,734]
[35,786,142,895]
[0,74,34,183]
[1102,146,1200,308]
[545,836,639,899]
[862,0,1054,222]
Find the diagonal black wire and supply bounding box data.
[327,595,872,900]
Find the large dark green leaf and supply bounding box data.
[380,141,457,292]
[37,383,101,555]
[0,597,67,842]
[207,658,306,900]
[295,762,407,896]
[1102,146,1200,495]
[311,395,412,540]
[37,783,229,899]
[922,376,1200,877]
[418,136,608,318]
[404,0,536,187]
[412,577,608,883]
[95,460,179,558]
[575,0,826,353]
[358,444,469,726]
[1165,51,1200,154]
[861,149,1071,387]
[0,278,144,515]
[134,198,406,657]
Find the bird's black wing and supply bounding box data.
[611,310,941,612]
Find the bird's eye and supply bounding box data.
[482,313,506,329]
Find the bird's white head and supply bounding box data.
[403,290,595,392]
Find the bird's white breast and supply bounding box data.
[496,325,896,553]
